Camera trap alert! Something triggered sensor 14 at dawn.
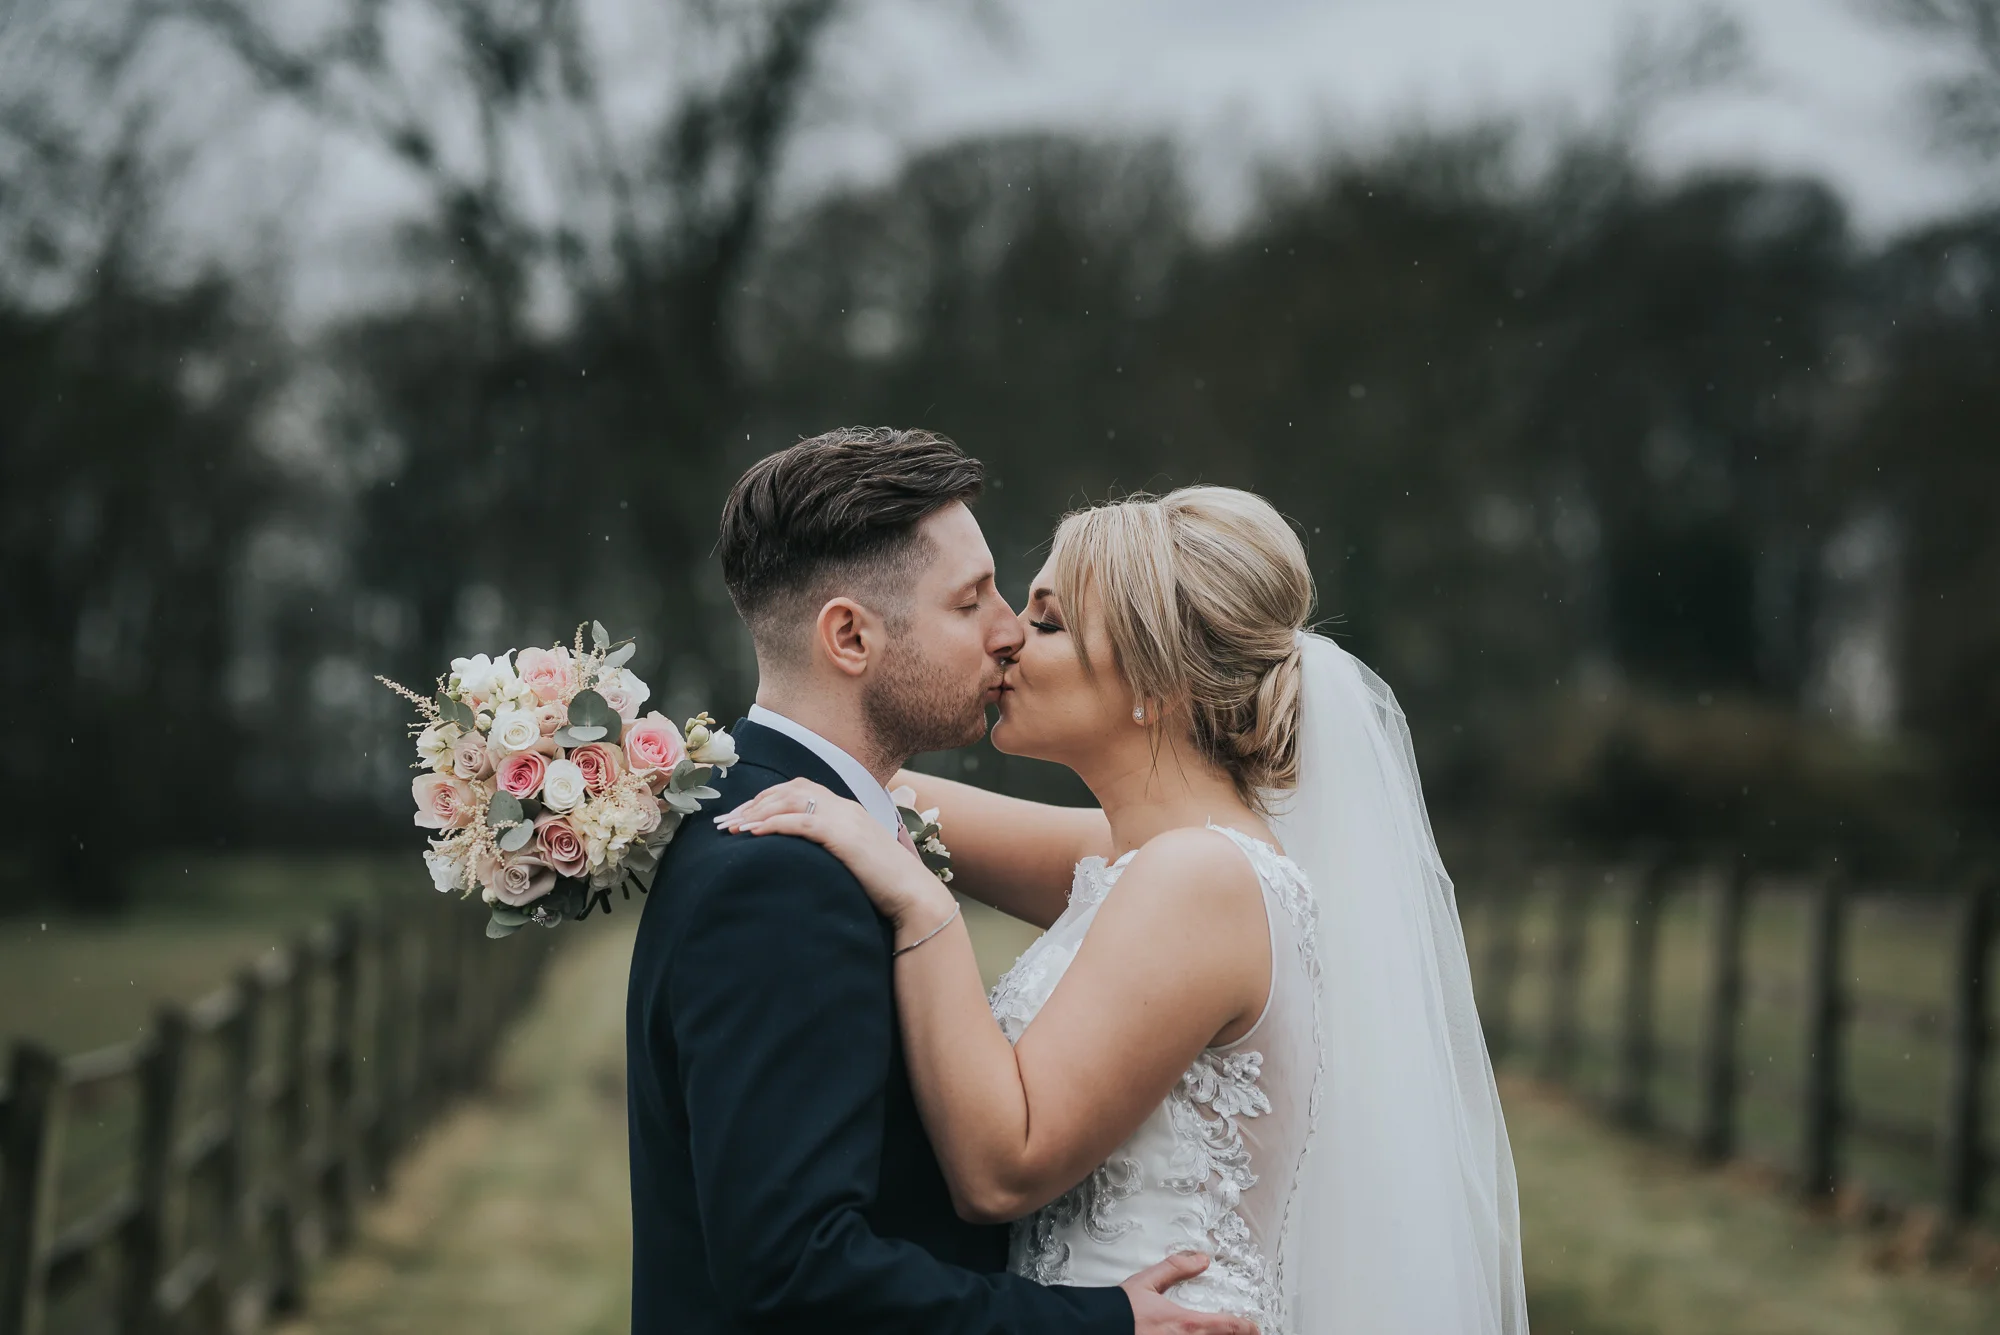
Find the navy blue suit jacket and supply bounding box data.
[626,718,1133,1334]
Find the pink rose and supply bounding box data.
[623,711,686,777]
[412,774,477,830]
[596,669,649,723]
[496,750,548,800]
[451,732,491,780]
[489,854,557,908]
[634,798,664,837]
[534,812,589,879]
[514,646,576,705]
[535,703,568,737]
[569,741,624,794]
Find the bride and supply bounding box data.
[717,486,1529,1334]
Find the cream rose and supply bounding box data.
[451,732,492,780]
[534,813,589,879]
[487,707,542,757]
[515,646,576,705]
[689,725,737,770]
[412,773,477,830]
[569,741,624,794]
[535,703,568,737]
[541,757,587,812]
[489,854,557,908]
[596,668,650,722]
[623,712,686,777]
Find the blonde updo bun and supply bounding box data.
[1050,485,1313,809]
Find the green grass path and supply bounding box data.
[276,919,1998,1335]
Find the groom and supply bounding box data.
[627,428,1248,1334]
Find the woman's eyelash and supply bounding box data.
[1029,619,1063,634]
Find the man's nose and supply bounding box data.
[989,601,1026,658]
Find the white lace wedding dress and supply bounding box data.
[987,824,1321,1332]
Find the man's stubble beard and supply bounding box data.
[861,641,991,771]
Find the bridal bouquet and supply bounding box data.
[379,622,736,938]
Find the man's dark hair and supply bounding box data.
[719,427,983,660]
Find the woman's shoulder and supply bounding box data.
[1108,824,1271,922]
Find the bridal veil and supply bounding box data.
[1268,631,1530,1334]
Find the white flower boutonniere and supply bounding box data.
[890,785,954,884]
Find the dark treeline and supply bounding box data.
[4,2,1995,909]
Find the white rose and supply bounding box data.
[417,722,461,772]
[690,725,738,770]
[542,758,587,812]
[488,707,542,757]
[423,841,469,893]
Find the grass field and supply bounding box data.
[271,907,1998,1335]
[1460,862,1999,1230]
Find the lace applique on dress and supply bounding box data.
[1012,1155,1143,1283]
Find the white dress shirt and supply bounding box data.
[745,704,903,835]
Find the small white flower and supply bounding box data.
[488,707,542,756]
[922,836,947,856]
[417,722,461,773]
[690,725,738,769]
[423,841,469,893]
[889,785,917,809]
[542,758,587,812]
[449,651,517,704]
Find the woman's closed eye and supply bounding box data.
[1028,618,1064,635]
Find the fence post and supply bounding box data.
[1615,858,1668,1129]
[1542,867,1590,1084]
[1798,859,1848,1201]
[266,942,310,1312]
[216,971,260,1320]
[123,1006,189,1335]
[321,916,360,1249]
[0,1043,63,1335]
[1697,860,1750,1162]
[367,916,402,1190]
[1478,860,1523,1064]
[1939,867,1994,1225]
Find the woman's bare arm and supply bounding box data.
[885,828,1271,1223]
[891,769,1113,930]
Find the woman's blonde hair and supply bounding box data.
[1050,485,1313,809]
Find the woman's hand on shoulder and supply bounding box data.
[714,779,953,931]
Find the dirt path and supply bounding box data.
[276,924,637,1335]
[277,919,1996,1335]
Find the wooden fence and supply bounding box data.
[1465,850,1996,1236]
[0,894,553,1335]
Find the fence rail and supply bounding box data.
[1467,853,1997,1235]
[0,894,551,1335]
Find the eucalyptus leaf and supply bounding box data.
[567,689,619,731]
[900,807,928,835]
[555,725,608,746]
[487,791,525,828]
[662,790,704,815]
[437,694,477,731]
[668,760,714,792]
[486,918,524,939]
[684,786,721,802]
[603,642,636,669]
[498,822,535,853]
[490,906,532,927]
[592,620,610,650]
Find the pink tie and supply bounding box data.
[896,822,922,860]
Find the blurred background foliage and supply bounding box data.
[3,0,1996,912]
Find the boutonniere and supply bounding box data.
[890,785,954,884]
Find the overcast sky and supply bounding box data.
[228,0,1989,318]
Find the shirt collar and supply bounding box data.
[745,704,903,834]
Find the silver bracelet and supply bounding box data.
[893,901,961,958]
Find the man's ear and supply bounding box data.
[813,597,878,678]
